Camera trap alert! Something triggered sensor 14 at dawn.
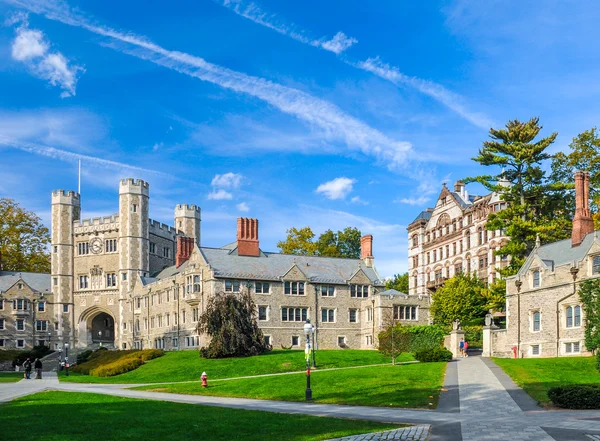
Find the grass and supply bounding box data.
[493,356,600,405]
[0,391,400,441]
[134,362,447,408]
[60,349,413,384]
[0,372,23,383]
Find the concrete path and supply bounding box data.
[1,357,600,441]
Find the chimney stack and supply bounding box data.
[176,236,194,267]
[237,218,260,257]
[360,235,374,267]
[572,171,594,247]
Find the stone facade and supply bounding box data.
[407,180,510,298]
[2,177,429,353]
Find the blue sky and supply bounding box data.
[1,0,600,278]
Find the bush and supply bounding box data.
[597,352,600,373]
[378,324,446,358]
[1,347,53,366]
[548,384,600,409]
[77,350,94,365]
[140,349,164,361]
[71,349,164,375]
[414,347,453,363]
[90,356,143,377]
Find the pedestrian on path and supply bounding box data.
[34,358,42,379]
[459,339,465,357]
[23,357,32,379]
[463,340,469,357]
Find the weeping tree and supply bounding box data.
[578,279,600,371]
[197,291,270,358]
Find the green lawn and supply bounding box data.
[60,349,412,384]
[0,392,400,441]
[0,372,23,383]
[493,356,600,405]
[134,362,446,408]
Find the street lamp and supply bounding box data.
[303,319,314,401]
[64,343,69,376]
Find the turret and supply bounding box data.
[174,204,201,246]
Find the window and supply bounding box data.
[172,338,178,349]
[53,277,58,286]
[136,297,141,308]
[321,308,335,323]
[338,336,346,346]
[186,276,193,294]
[192,308,199,322]
[594,256,600,274]
[53,246,58,253]
[36,320,47,331]
[158,315,163,327]
[284,281,305,295]
[225,280,241,292]
[412,235,418,247]
[150,242,156,254]
[264,335,271,346]
[132,204,138,213]
[78,242,89,255]
[63,304,69,313]
[255,282,270,294]
[182,311,186,324]
[349,308,358,323]
[79,275,89,289]
[366,335,373,346]
[106,273,117,287]
[163,247,170,258]
[135,320,140,332]
[166,314,170,327]
[532,270,540,288]
[38,302,45,312]
[291,336,299,346]
[531,344,541,356]
[532,311,541,332]
[105,239,118,253]
[258,306,268,321]
[281,307,308,322]
[193,275,201,292]
[0,339,4,347]
[367,307,373,322]
[144,318,148,330]
[319,285,335,297]
[0,299,3,310]
[54,322,59,330]
[565,342,581,354]
[454,264,463,274]
[17,339,24,348]
[16,319,24,331]
[0,319,4,330]
[14,299,27,311]
[122,273,127,281]
[350,285,369,298]
[394,305,418,321]
[566,305,582,328]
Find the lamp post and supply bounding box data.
[303,319,313,401]
[64,343,69,376]
[58,348,62,371]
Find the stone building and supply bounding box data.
[486,171,594,358]
[407,180,510,298]
[0,178,430,352]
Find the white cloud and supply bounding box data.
[316,177,356,200]
[11,0,413,171]
[10,21,84,97]
[236,202,250,212]
[211,172,243,189]
[356,57,492,129]
[207,189,233,200]
[319,32,357,54]
[395,196,430,206]
[351,196,368,205]
[152,142,163,151]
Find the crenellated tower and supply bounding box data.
[51,189,80,346]
[174,204,201,246]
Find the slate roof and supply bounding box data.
[0,271,51,293]
[410,210,433,223]
[377,288,408,298]
[518,232,599,276]
[155,246,384,285]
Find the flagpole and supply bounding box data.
[78,159,81,194]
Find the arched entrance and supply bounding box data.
[78,307,116,348]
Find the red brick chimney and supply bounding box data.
[572,171,594,247]
[176,236,194,267]
[360,235,374,267]
[237,218,260,257]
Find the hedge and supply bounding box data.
[0,346,53,366]
[548,384,600,409]
[90,356,144,377]
[71,349,164,376]
[414,347,453,363]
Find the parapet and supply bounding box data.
[51,190,80,205]
[74,214,120,234]
[119,178,150,196]
[149,219,178,238]
[174,204,201,219]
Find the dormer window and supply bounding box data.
[532,270,540,288]
[593,256,600,274]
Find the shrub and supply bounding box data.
[72,349,164,375]
[77,350,94,365]
[140,349,164,362]
[90,356,143,377]
[414,347,453,363]
[548,384,600,409]
[597,352,600,373]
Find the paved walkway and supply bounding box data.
[2,357,600,440]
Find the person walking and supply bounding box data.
[34,358,43,379]
[459,339,465,357]
[464,340,469,357]
[23,357,32,379]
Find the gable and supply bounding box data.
[348,268,371,284]
[281,264,307,281]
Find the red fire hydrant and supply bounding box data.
[511,346,518,359]
[201,371,208,387]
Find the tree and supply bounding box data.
[430,273,488,325]
[0,198,50,273]
[385,273,409,293]
[578,280,600,359]
[466,117,571,274]
[481,279,507,313]
[197,291,270,358]
[277,226,362,258]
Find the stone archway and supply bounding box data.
[78,307,116,348]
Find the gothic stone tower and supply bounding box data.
[51,190,80,347]
[174,204,201,247]
[118,179,150,348]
